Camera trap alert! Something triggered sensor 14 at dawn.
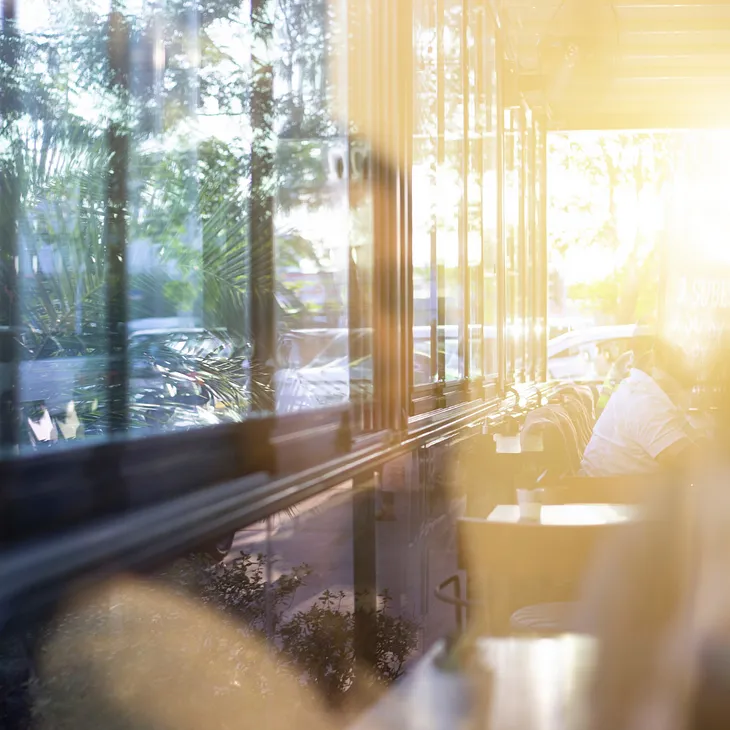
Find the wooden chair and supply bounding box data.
[456,515,632,636]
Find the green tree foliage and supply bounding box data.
[549,131,678,323]
[1,0,336,353]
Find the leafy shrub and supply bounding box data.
[26,552,418,728]
[168,553,419,704]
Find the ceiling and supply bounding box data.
[497,0,730,129]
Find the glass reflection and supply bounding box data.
[504,107,521,381]
[0,0,371,453]
[440,0,463,382]
[412,0,438,385]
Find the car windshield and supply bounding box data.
[131,332,234,360]
[170,335,232,359]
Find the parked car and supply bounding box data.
[66,340,213,438]
[547,324,652,381]
[129,328,252,412]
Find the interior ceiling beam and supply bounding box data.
[550,92,730,113]
[599,67,730,79]
[513,17,730,34]
[500,0,730,10]
[558,76,730,93]
[613,50,730,66]
[510,44,730,66]
[523,41,730,57]
[549,110,730,131]
[612,0,730,6]
[593,66,730,80]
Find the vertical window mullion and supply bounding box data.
[372,0,386,429]
[460,0,469,382]
[106,8,130,434]
[436,0,446,388]
[0,0,19,450]
[518,106,527,383]
[397,0,413,428]
[529,113,538,383]
[250,0,276,415]
[495,34,506,394]
[475,5,486,385]
[538,115,548,381]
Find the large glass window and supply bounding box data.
[482,14,499,380]
[466,3,480,379]
[2,0,371,454]
[503,107,521,381]
[439,0,463,382]
[271,0,359,413]
[523,107,535,381]
[533,114,547,380]
[411,0,498,399]
[412,0,438,385]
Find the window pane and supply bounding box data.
[466,9,481,379]
[412,0,438,385]
[272,0,356,413]
[10,1,113,449]
[3,0,371,453]
[523,109,535,380]
[440,0,463,381]
[483,20,498,378]
[534,118,547,379]
[504,108,521,380]
[463,7,497,382]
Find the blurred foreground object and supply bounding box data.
[34,576,337,730]
[353,633,594,730]
[580,375,730,730]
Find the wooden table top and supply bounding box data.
[476,634,594,730]
[483,504,637,526]
[352,634,595,730]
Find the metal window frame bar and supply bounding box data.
[0,390,543,624]
[398,0,414,432]
[474,1,486,384]
[0,0,19,451]
[517,104,527,383]
[0,403,352,546]
[537,113,549,381]
[528,111,539,383]
[347,0,372,433]
[106,7,130,436]
[371,0,404,433]
[483,8,499,383]
[435,0,446,393]
[460,0,470,381]
[495,29,507,394]
[249,0,276,415]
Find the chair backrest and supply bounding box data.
[557,383,596,423]
[458,515,632,632]
[521,405,583,477]
[560,397,593,452]
[458,517,629,585]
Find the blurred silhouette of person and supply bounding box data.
[594,332,657,418]
[580,336,702,476]
[578,332,730,730]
